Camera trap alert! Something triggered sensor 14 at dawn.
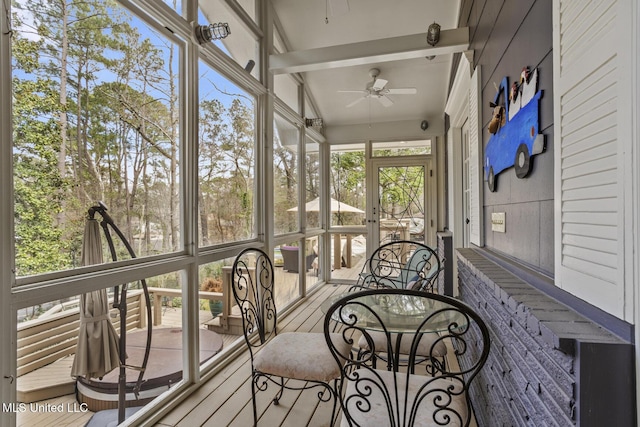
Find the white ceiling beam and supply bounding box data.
[269,27,469,75]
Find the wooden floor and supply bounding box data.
[14,284,349,427]
[14,255,365,427]
[17,269,477,427]
[152,284,349,427]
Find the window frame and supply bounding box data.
[1,0,271,421]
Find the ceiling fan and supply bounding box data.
[339,68,417,108]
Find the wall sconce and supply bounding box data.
[305,118,324,128]
[421,120,429,131]
[426,22,441,46]
[195,23,231,44]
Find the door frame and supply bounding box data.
[445,52,480,249]
[366,155,436,255]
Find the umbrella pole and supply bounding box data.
[89,202,153,425]
[117,284,128,424]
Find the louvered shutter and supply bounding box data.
[469,66,483,246]
[554,0,633,318]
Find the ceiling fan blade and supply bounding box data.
[371,78,388,91]
[386,88,417,95]
[377,95,394,107]
[346,96,367,108]
[338,89,368,94]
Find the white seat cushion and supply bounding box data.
[341,368,469,427]
[254,332,350,382]
[358,331,448,358]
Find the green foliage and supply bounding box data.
[10,0,194,274]
[198,95,256,243]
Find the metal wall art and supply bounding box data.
[484,67,545,192]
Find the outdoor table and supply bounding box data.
[322,291,467,371]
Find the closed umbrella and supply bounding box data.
[71,218,120,379]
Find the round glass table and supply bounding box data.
[323,291,468,372]
[322,292,468,333]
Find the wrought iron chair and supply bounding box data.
[355,240,443,293]
[231,248,350,426]
[324,288,490,427]
[346,241,447,368]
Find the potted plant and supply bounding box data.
[201,277,223,318]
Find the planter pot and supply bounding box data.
[209,300,223,318]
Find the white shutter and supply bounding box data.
[469,67,483,246]
[554,0,633,319]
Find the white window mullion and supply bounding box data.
[1,0,17,418]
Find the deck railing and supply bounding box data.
[17,290,145,377]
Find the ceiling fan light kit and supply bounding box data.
[338,68,417,108]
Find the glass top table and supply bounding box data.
[322,291,468,334]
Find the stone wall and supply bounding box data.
[456,248,635,426]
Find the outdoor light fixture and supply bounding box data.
[305,118,324,128]
[195,22,231,44]
[426,22,441,46]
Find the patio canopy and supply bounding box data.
[287,197,364,214]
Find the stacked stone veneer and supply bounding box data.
[456,248,634,426]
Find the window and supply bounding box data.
[274,74,300,113]
[372,139,432,156]
[162,0,184,15]
[198,60,257,246]
[12,0,182,277]
[330,145,366,226]
[273,115,299,235]
[305,135,320,229]
[199,0,260,80]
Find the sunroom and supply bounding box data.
[1,0,639,426]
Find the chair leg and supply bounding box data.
[273,377,284,405]
[328,381,338,426]
[251,374,258,427]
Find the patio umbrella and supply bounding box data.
[287,197,365,214]
[71,218,120,379]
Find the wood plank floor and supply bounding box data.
[17,280,478,427]
[153,282,478,427]
[152,284,349,427]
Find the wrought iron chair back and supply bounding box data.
[323,288,491,427]
[358,240,443,292]
[231,248,343,426]
[231,248,277,356]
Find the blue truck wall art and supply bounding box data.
[484,67,545,192]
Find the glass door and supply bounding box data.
[368,157,434,253]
